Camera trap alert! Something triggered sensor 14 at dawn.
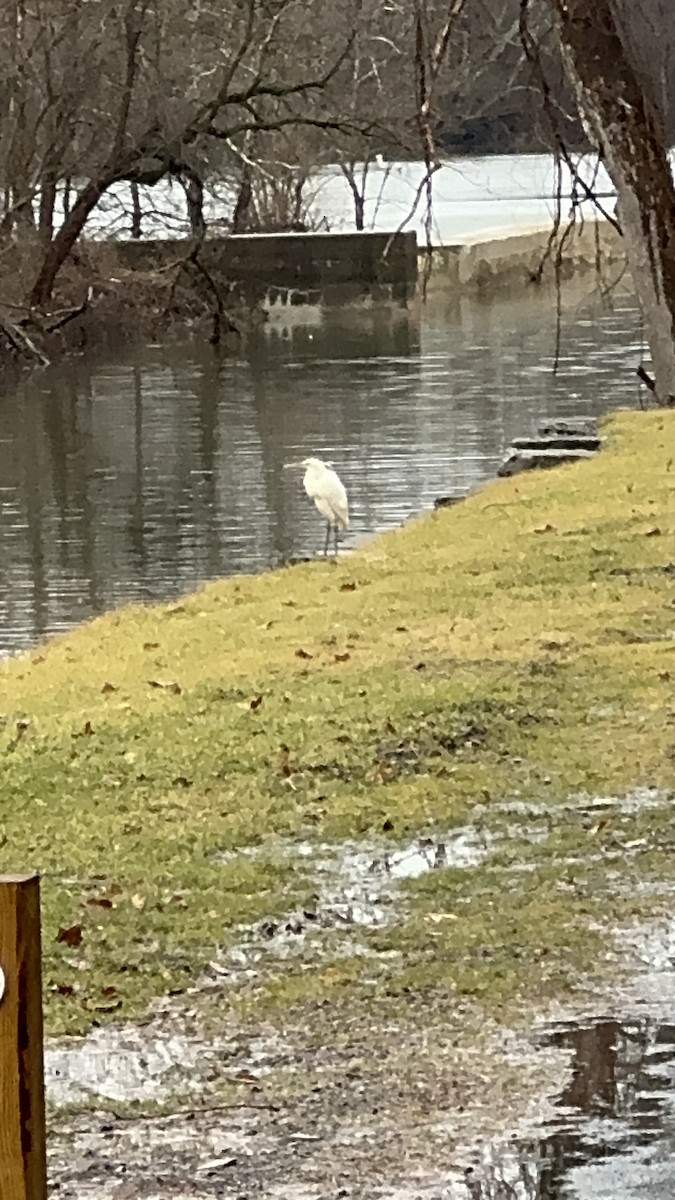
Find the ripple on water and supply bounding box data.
[0,284,641,653]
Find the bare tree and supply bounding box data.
[436,0,534,152]
[529,0,675,405]
[225,127,326,233]
[332,0,416,228]
[0,0,369,308]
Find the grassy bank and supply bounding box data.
[3,409,675,1035]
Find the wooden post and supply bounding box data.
[0,874,47,1200]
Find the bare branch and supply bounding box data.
[206,116,380,140]
[111,0,150,163]
[205,32,357,115]
[191,0,258,130]
[518,0,621,232]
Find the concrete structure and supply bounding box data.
[497,418,601,478]
[111,220,625,323]
[116,230,418,312]
[421,219,625,296]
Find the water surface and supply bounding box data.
[92,154,617,243]
[466,1017,675,1199]
[0,283,645,653]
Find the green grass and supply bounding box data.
[4,408,675,1032]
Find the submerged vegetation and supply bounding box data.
[3,409,675,1035]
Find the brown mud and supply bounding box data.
[48,809,675,1199]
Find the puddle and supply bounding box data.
[457,919,675,1198]
[470,788,671,879]
[211,830,490,980]
[319,829,488,924]
[46,1017,304,1111]
[45,1024,217,1105]
[47,798,675,1195]
[44,830,486,1115]
[483,787,669,822]
[461,1017,675,1199]
[48,831,488,1109]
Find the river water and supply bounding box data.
[0,281,645,655]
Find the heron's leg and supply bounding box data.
[324,522,331,557]
[334,524,339,556]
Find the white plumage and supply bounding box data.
[285,456,349,555]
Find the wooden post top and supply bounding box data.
[0,874,40,885]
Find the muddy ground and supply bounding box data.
[48,804,675,1199]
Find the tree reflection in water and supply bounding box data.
[463,1019,675,1199]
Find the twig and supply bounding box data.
[45,291,91,333]
[95,1100,281,1123]
[518,0,621,234]
[0,313,50,366]
[186,251,227,345]
[381,162,441,260]
[193,30,357,133]
[206,115,378,140]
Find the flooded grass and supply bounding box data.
[8,406,675,1191]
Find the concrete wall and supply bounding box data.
[116,230,418,311]
[111,221,625,320]
[421,220,625,296]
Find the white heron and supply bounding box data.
[284,456,349,556]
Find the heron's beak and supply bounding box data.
[283,461,301,470]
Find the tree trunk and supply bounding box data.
[290,176,308,231]
[550,0,675,405]
[11,185,36,235]
[182,169,205,239]
[130,182,142,238]
[29,175,115,307]
[38,177,56,246]
[340,163,366,230]
[232,166,252,233]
